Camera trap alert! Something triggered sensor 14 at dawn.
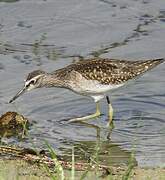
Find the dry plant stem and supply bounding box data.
[0,146,125,174]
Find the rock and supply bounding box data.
[0,112,30,137]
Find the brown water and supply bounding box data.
[0,0,164,167]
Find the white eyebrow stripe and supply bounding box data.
[25,75,43,86]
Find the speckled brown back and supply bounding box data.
[52,58,164,85]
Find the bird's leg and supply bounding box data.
[106,96,114,128]
[68,102,101,122]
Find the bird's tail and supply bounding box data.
[133,58,165,74]
[145,58,165,69]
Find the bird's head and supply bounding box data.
[9,70,46,103]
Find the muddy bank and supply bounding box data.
[0,159,164,180]
[0,145,164,179]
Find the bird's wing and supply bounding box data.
[52,58,164,85]
[65,59,134,85]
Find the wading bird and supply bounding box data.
[9,58,164,127]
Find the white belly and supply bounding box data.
[67,70,124,102]
[70,78,124,95]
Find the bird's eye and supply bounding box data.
[30,80,35,84]
[25,79,36,88]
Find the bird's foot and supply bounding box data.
[68,111,101,123]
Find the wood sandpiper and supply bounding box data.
[9,58,164,127]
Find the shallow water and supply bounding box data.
[0,0,165,167]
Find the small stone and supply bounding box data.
[0,112,30,138]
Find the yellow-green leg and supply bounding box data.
[69,102,101,123]
[106,96,114,128]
